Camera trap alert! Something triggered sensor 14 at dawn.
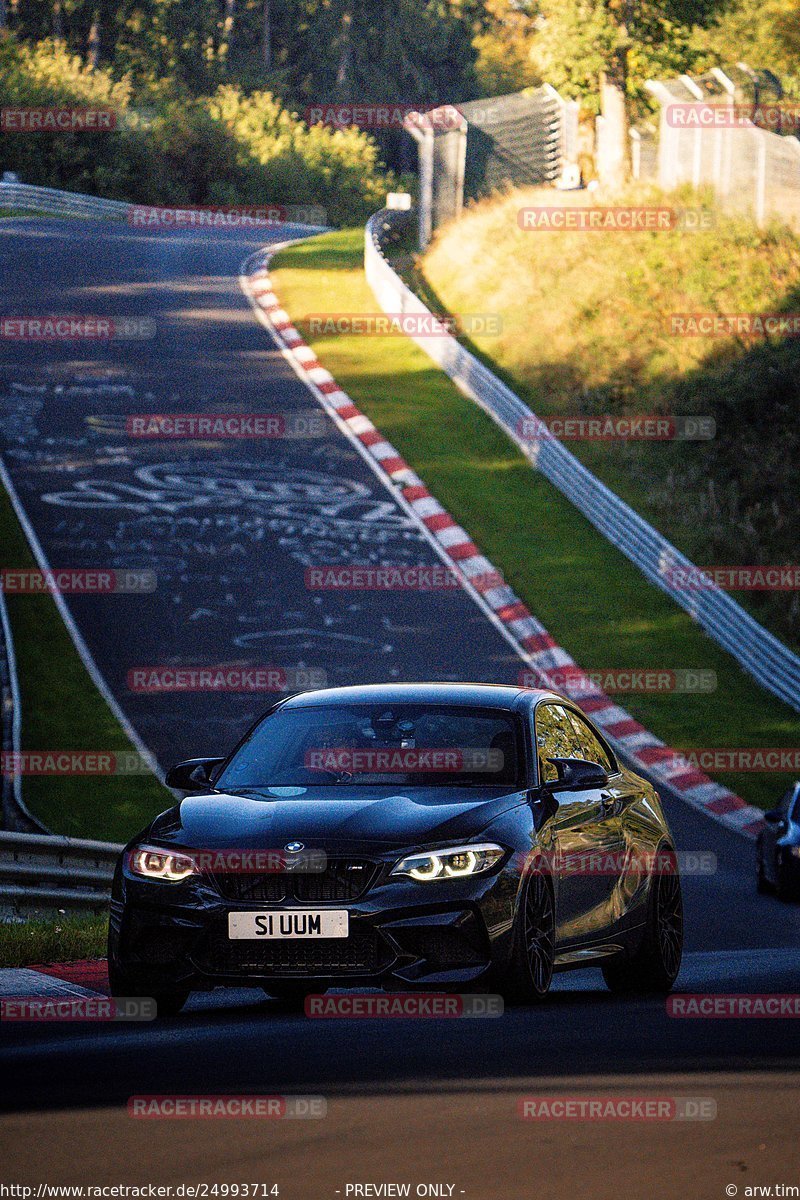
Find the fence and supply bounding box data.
[365,209,800,715]
[404,87,577,249]
[629,127,659,182]
[647,73,800,230]
[0,830,121,915]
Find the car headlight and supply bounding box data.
[128,845,197,882]
[390,843,505,882]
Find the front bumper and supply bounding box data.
[109,854,520,990]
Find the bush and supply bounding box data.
[0,37,393,223]
[204,86,392,223]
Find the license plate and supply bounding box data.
[228,910,349,940]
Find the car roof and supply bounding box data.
[279,682,557,712]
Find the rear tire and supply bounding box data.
[602,847,683,996]
[502,863,555,1005]
[108,962,190,1018]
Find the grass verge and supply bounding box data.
[271,228,798,812]
[417,183,800,651]
[0,482,170,840]
[0,913,107,967]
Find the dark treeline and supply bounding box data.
[0,0,796,217]
[3,1,499,106]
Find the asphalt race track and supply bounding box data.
[0,218,799,1191]
[0,218,526,768]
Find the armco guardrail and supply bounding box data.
[0,179,133,220]
[0,831,122,914]
[365,209,800,714]
[0,179,330,228]
[0,579,47,834]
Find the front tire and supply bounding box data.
[602,847,683,996]
[502,863,555,1004]
[108,961,190,1018]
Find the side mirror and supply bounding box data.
[165,757,225,792]
[545,757,609,792]
[764,810,786,825]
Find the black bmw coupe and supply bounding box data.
[109,683,683,1013]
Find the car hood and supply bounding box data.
[147,784,527,852]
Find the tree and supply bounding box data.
[112,0,222,91]
[533,0,721,181]
[261,0,270,69]
[219,0,237,65]
[693,0,800,96]
[87,8,99,66]
[600,0,631,182]
[472,0,541,94]
[334,1,353,95]
[772,0,800,59]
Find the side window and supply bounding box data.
[534,703,581,783]
[563,709,616,774]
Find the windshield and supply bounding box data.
[215,703,524,790]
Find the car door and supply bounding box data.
[561,705,650,935]
[533,701,627,948]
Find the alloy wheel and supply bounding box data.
[523,868,555,995]
[656,867,683,980]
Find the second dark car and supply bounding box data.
[109,683,683,1013]
[757,781,800,900]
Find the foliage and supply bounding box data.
[6,0,482,104]
[204,84,390,215]
[4,0,797,170]
[531,0,721,114]
[692,0,800,98]
[471,0,541,95]
[0,37,393,222]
